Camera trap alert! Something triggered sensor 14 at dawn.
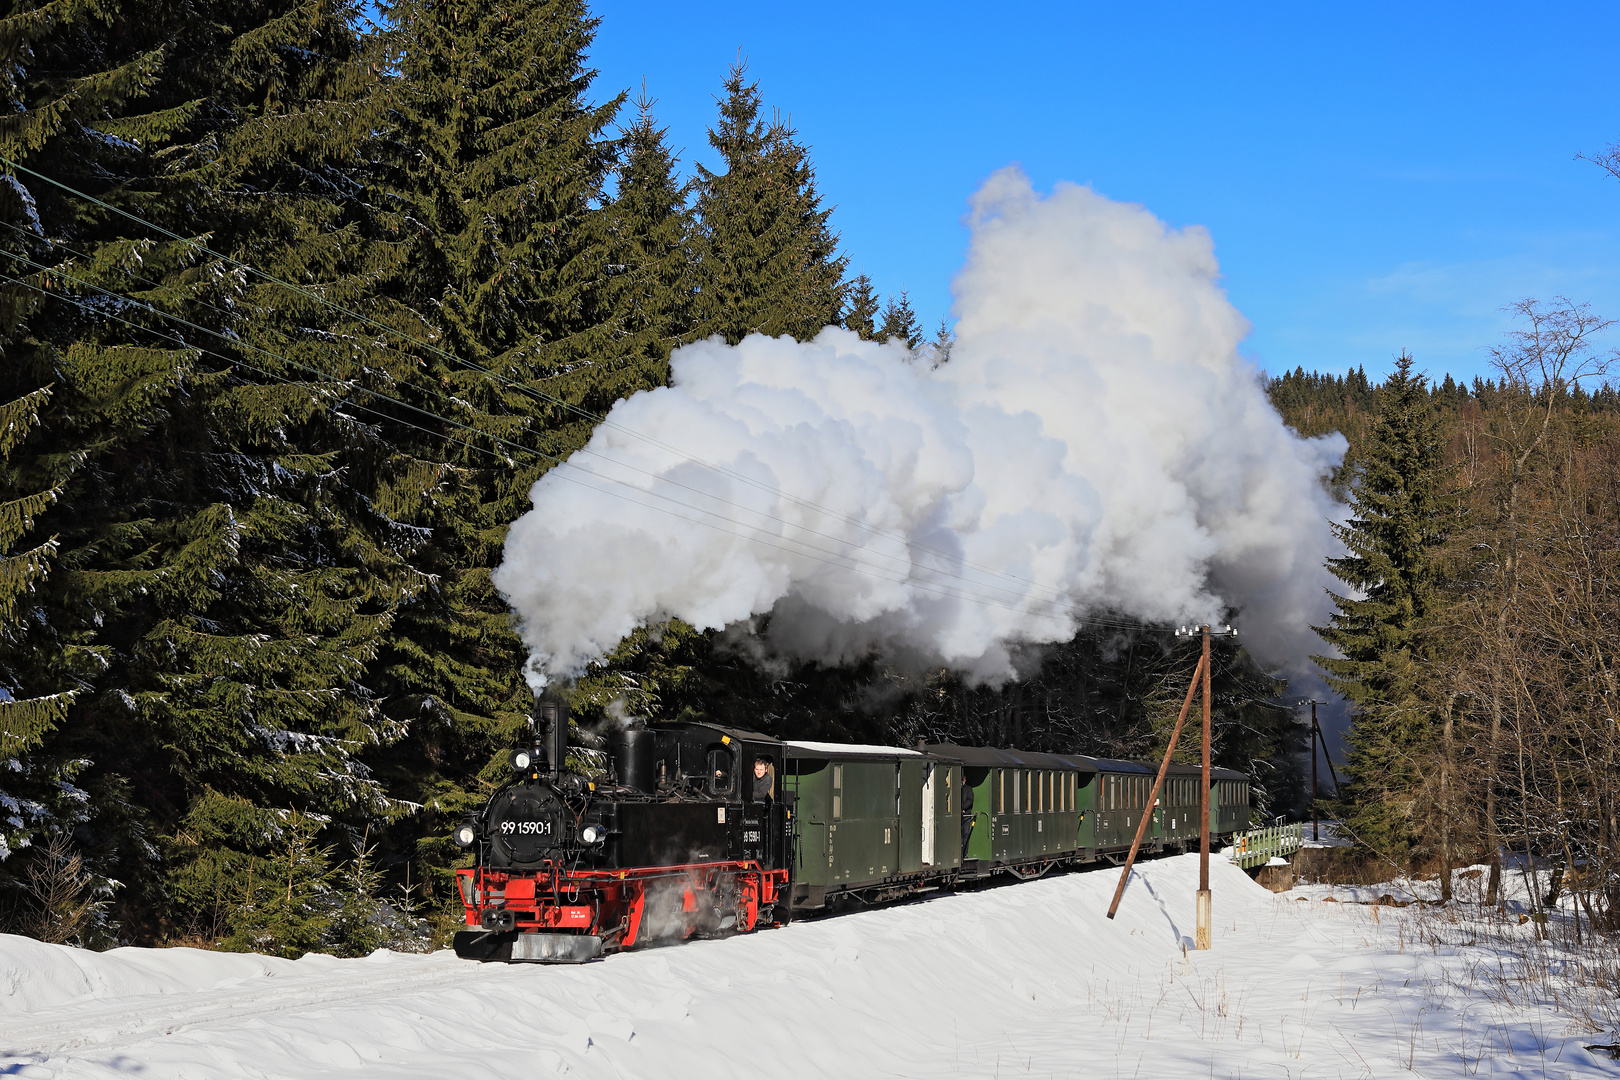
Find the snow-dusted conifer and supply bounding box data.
[0,0,427,947]
[1315,354,1451,858]
[371,0,638,881]
[843,274,880,340]
[879,290,922,350]
[606,90,697,381]
[691,61,847,344]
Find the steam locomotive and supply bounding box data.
[450,697,1251,963]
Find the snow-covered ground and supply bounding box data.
[1,853,1614,1078]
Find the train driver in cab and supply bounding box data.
[752,756,775,804]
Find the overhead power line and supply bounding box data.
[0,265,1112,630]
[0,157,1085,610]
[0,236,1091,622]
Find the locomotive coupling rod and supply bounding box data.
[1106,650,1206,920]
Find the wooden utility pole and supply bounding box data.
[1106,652,1207,919]
[1197,624,1212,950]
[1109,624,1234,947]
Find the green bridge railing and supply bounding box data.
[1227,822,1303,870]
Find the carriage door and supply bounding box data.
[921,762,936,866]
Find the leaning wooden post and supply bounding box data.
[1106,651,1206,919]
[1197,623,1213,950]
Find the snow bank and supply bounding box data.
[0,854,1611,1078]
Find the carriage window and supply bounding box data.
[1045,772,1052,812]
[706,749,733,795]
[996,771,1004,814]
[1013,771,1021,814]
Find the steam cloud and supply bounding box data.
[493,167,1346,687]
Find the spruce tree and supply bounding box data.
[605,92,695,378]
[1315,353,1450,857]
[879,290,921,349]
[0,0,219,924]
[0,387,78,863]
[375,0,644,894]
[0,0,429,947]
[843,273,879,340]
[691,60,846,344]
[929,318,955,364]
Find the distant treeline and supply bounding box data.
[1267,297,1620,929]
[1269,363,1620,500]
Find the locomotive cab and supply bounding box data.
[452,718,796,963]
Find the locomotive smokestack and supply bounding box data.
[534,692,569,775]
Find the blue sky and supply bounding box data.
[590,1,1620,386]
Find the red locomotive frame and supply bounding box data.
[457,860,791,950]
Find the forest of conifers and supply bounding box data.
[1,0,1616,954]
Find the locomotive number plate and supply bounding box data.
[500,820,552,836]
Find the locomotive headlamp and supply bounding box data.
[452,823,477,848]
[580,824,604,844]
[510,749,533,771]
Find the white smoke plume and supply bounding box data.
[493,167,1346,687]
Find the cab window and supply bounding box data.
[706,748,733,795]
